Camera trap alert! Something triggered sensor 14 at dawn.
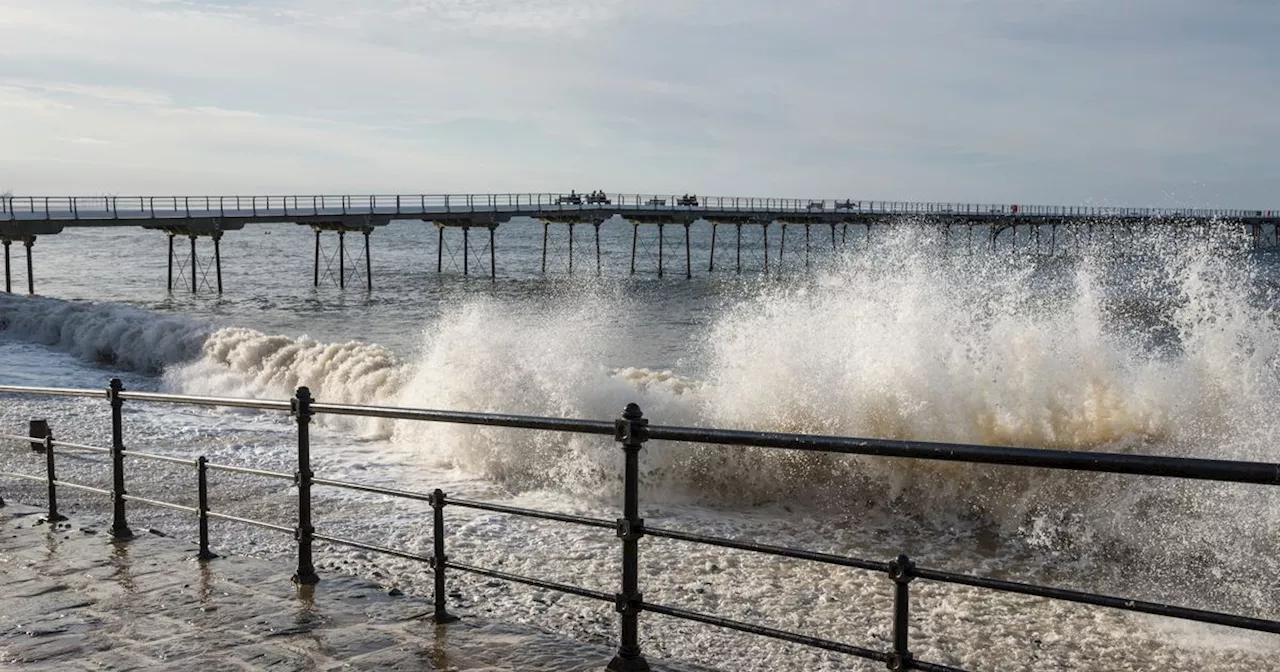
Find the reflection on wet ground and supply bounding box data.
[0,504,711,671]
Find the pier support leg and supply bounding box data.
[364,230,372,290]
[3,239,10,293]
[189,235,197,293]
[594,223,601,275]
[763,223,770,274]
[568,223,574,275]
[168,234,175,292]
[735,225,742,274]
[541,221,549,273]
[437,226,444,274]
[313,230,320,287]
[708,223,717,272]
[24,237,34,294]
[213,233,223,294]
[463,227,470,277]
[490,226,497,280]
[657,224,664,278]
[684,223,691,280]
[779,224,787,273]
[338,230,346,289]
[630,224,638,275]
[830,224,837,251]
[804,224,811,270]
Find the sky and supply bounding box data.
[0,0,1277,207]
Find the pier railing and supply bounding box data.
[3,193,1277,222]
[1,380,1277,671]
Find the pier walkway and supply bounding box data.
[0,503,708,672]
[2,193,1278,294]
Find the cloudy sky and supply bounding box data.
[0,0,1276,206]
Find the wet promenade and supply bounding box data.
[0,504,708,671]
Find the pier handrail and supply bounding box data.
[3,193,1277,223]
[1,381,1276,672]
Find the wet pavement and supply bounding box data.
[0,503,707,671]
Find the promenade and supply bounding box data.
[0,503,709,672]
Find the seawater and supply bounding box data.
[0,219,1277,671]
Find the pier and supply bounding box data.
[3,193,1278,293]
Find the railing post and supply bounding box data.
[429,488,458,623]
[196,456,217,560]
[108,378,133,539]
[292,387,319,585]
[607,403,650,672]
[887,554,915,671]
[43,434,66,523]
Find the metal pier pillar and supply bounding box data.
[657,224,664,278]
[594,222,601,275]
[463,226,470,276]
[364,230,372,290]
[3,239,10,293]
[541,221,549,273]
[189,235,197,293]
[438,225,444,273]
[490,226,497,280]
[804,224,811,270]
[830,223,837,251]
[313,230,321,287]
[763,223,770,274]
[708,223,717,272]
[778,224,787,273]
[567,223,574,275]
[630,224,638,275]
[735,224,742,274]
[24,238,33,294]
[338,230,346,289]
[213,232,223,294]
[168,233,175,292]
[684,222,691,279]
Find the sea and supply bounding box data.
[0,217,1277,671]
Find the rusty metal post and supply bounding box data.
[430,488,457,623]
[196,456,217,560]
[29,419,48,452]
[43,433,66,522]
[108,378,133,539]
[292,386,319,585]
[607,404,650,672]
[887,554,915,671]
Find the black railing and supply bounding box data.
[0,380,1276,672]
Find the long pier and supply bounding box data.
[2,193,1278,293]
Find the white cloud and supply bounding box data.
[0,0,1275,206]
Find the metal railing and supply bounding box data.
[1,380,1277,672]
[3,193,1277,223]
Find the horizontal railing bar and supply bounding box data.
[913,567,1280,634]
[640,600,889,663]
[446,560,614,603]
[204,462,295,481]
[311,477,431,502]
[122,449,197,467]
[116,390,292,412]
[0,385,104,398]
[310,401,615,435]
[0,433,37,443]
[448,498,616,529]
[0,471,44,483]
[313,532,431,563]
[644,425,1280,485]
[205,511,295,534]
[52,440,110,454]
[121,493,198,514]
[644,525,887,572]
[52,480,111,496]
